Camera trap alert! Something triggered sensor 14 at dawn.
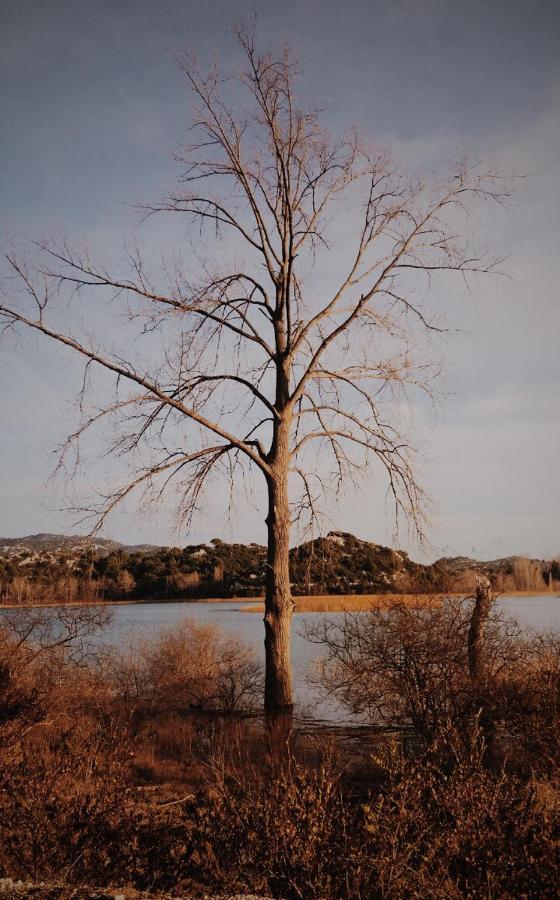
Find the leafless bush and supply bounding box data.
[187,748,369,898]
[177,717,560,899]
[0,719,130,883]
[1,601,559,896]
[0,604,111,674]
[305,598,523,746]
[359,721,560,899]
[487,632,560,775]
[0,605,111,743]
[0,716,194,891]
[109,619,262,716]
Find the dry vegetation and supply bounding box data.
[2,533,557,610]
[1,598,560,897]
[241,593,444,613]
[242,589,559,613]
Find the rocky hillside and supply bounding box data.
[0,533,161,558]
[0,531,557,604]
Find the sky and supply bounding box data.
[0,0,559,561]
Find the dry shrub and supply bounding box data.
[0,719,132,883]
[0,716,195,892]
[109,619,262,716]
[488,633,560,776]
[173,721,560,899]
[0,606,111,750]
[1,602,560,897]
[186,748,370,899]
[1,699,559,897]
[131,714,198,785]
[361,723,560,899]
[306,598,527,750]
[0,653,41,734]
[143,713,195,761]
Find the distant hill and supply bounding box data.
[0,533,162,557]
[431,552,557,591]
[0,530,557,604]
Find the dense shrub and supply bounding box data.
[185,751,371,898]
[169,723,560,899]
[360,725,560,899]
[0,721,131,883]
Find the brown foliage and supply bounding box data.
[360,724,560,899]
[1,603,560,897]
[109,619,263,716]
[186,750,366,898]
[0,721,132,883]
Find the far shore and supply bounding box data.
[0,589,558,612]
[241,590,560,614]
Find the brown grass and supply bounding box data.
[240,593,448,613]
[239,589,560,613]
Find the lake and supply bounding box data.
[97,593,560,722]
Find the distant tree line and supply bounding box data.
[0,532,558,605]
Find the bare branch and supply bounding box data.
[0,300,270,476]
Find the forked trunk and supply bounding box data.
[264,468,294,712]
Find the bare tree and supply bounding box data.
[0,27,508,711]
[467,576,494,682]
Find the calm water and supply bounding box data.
[100,599,337,720]
[96,593,560,721]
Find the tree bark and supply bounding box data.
[264,426,294,712]
[467,577,492,681]
[467,576,496,766]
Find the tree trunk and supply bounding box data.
[467,576,496,765]
[467,577,492,681]
[264,463,294,712]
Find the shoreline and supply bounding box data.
[1,589,557,611]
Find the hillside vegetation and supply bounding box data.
[0,531,558,605]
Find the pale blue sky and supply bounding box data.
[1,0,559,560]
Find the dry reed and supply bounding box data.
[240,593,446,613]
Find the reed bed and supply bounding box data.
[240,593,446,613]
